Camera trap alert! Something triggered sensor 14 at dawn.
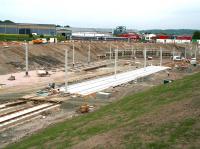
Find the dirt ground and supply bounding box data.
[0,57,174,103]
[0,41,188,75]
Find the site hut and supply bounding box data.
[0,22,56,36]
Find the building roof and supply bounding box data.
[67,27,138,34]
[156,35,192,40]
[176,36,192,40]
[0,22,56,27]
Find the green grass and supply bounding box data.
[0,34,32,41]
[5,72,200,149]
[0,34,55,41]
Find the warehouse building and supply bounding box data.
[56,27,72,39]
[0,23,56,36]
[156,35,192,44]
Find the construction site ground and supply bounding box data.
[0,42,199,148]
[0,58,171,103]
[1,61,200,148]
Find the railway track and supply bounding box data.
[0,100,26,109]
[0,101,60,130]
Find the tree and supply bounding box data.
[0,20,14,23]
[3,20,14,23]
[29,34,33,38]
[113,26,127,35]
[192,31,200,39]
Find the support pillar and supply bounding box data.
[25,41,29,76]
[65,49,68,93]
[88,43,91,64]
[114,46,118,79]
[160,47,162,66]
[144,48,147,68]
[72,41,75,67]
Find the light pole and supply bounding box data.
[144,47,147,68]
[114,46,118,79]
[195,45,197,59]
[110,44,112,61]
[72,40,75,67]
[185,48,186,59]
[88,42,91,64]
[160,47,162,66]
[25,41,29,76]
[131,45,134,59]
[65,49,68,93]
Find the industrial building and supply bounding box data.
[72,32,112,37]
[56,27,72,39]
[66,26,139,41]
[0,22,56,36]
[156,35,192,44]
[143,33,157,41]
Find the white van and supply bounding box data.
[190,58,197,65]
[173,56,181,61]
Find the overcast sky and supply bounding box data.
[1,0,200,29]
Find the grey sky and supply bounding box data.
[1,0,200,29]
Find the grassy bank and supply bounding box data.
[5,72,200,149]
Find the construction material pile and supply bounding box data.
[164,61,190,69]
